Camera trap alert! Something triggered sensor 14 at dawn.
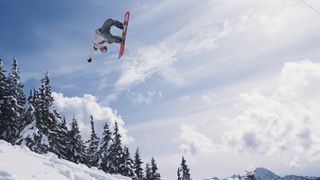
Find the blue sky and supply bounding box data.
[2,0,320,179]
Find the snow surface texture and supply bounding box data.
[0,140,130,180]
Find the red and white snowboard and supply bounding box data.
[118,11,130,59]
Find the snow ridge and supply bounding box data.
[254,167,320,180]
[0,140,129,180]
[205,167,320,180]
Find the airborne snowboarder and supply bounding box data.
[87,18,124,63]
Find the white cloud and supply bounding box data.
[179,124,216,155]
[223,60,320,167]
[52,92,133,144]
[277,60,320,98]
[126,90,163,105]
[115,45,176,91]
[110,0,316,102]
[180,96,190,102]
[109,1,252,100]
[202,91,217,104]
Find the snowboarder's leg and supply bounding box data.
[103,33,122,44]
[100,18,123,33]
[100,18,123,44]
[112,20,124,30]
[100,18,114,33]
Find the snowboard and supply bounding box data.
[118,11,130,59]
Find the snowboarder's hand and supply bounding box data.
[87,58,92,63]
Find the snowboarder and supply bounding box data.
[87,18,124,63]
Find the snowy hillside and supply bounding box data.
[0,140,130,180]
[254,168,281,180]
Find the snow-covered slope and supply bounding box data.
[0,140,130,180]
[254,167,281,180]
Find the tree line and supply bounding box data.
[0,58,163,179]
[0,58,192,180]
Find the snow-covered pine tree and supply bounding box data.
[145,162,153,180]
[37,73,56,137]
[98,121,113,173]
[108,121,124,174]
[16,89,42,150]
[145,163,152,180]
[7,59,26,129]
[86,115,100,167]
[51,116,69,160]
[177,168,181,180]
[17,73,67,156]
[36,73,70,159]
[18,73,52,153]
[150,157,161,180]
[66,116,86,164]
[0,95,21,143]
[0,59,7,140]
[119,146,134,177]
[177,156,191,180]
[0,59,26,143]
[133,148,144,180]
[33,73,62,154]
[23,89,37,125]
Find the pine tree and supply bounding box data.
[150,157,161,180]
[0,59,5,97]
[66,116,86,164]
[145,163,152,180]
[0,59,7,140]
[23,89,36,126]
[119,146,134,177]
[0,59,26,143]
[177,168,181,180]
[27,73,61,153]
[177,156,191,180]
[16,89,48,153]
[133,148,144,180]
[7,58,26,129]
[19,73,56,153]
[51,116,69,160]
[108,122,124,174]
[86,115,100,167]
[0,92,20,143]
[98,121,113,173]
[36,73,56,136]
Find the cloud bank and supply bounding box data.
[223,60,320,167]
[179,124,216,155]
[52,92,133,144]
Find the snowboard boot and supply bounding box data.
[87,58,92,63]
[116,37,123,44]
[118,23,124,30]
